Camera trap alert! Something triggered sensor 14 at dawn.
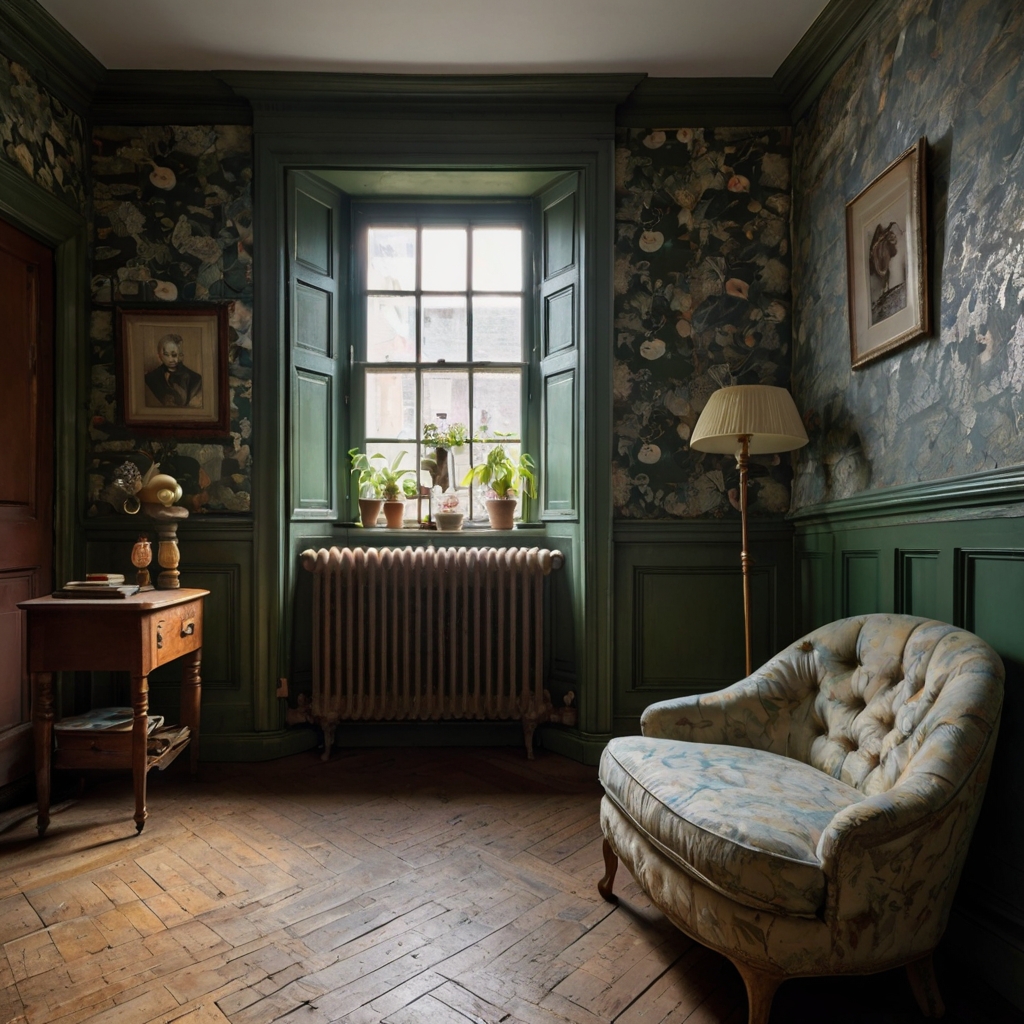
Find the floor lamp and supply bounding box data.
[690,385,808,676]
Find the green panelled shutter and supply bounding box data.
[536,174,580,519]
[287,172,349,520]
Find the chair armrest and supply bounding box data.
[641,679,761,744]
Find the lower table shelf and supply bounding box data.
[54,725,192,773]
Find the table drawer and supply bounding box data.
[151,600,203,666]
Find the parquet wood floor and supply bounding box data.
[0,747,1019,1024]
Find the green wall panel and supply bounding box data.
[543,370,575,513]
[545,286,575,355]
[295,282,331,356]
[294,188,332,274]
[293,370,332,510]
[842,550,881,616]
[543,192,575,276]
[896,549,940,618]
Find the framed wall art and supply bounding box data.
[846,137,930,369]
[116,306,230,435]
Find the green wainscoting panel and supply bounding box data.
[895,548,941,618]
[842,549,882,616]
[792,481,1024,1008]
[295,282,332,356]
[545,286,575,355]
[612,520,794,733]
[294,187,332,275]
[543,370,576,513]
[293,369,333,510]
[543,192,575,276]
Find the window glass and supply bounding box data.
[365,369,416,439]
[366,295,416,362]
[473,228,522,291]
[473,370,522,439]
[421,296,467,362]
[421,228,467,291]
[472,296,522,361]
[367,228,416,291]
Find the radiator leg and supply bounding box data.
[522,717,537,760]
[321,722,335,762]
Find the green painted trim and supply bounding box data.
[615,78,789,128]
[789,465,1024,528]
[537,726,610,766]
[614,519,795,544]
[224,71,644,108]
[0,0,103,113]
[0,157,88,589]
[92,71,252,125]
[774,0,889,122]
[199,729,317,762]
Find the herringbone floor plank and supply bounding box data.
[0,747,1019,1023]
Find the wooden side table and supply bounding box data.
[17,588,208,835]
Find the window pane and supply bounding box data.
[421,229,467,291]
[366,370,417,439]
[473,228,522,291]
[421,371,470,438]
[422,295,467,362]
[366,295,416,362]
[367,228,416,291]
[473,296,522,361]
[473,369,521,439]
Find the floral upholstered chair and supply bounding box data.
[598,615,1003,1024]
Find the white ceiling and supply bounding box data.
[39,0,828,77]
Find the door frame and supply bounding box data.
[0,159,87,595]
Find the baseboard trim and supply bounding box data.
[537,726,611,766]
[199,729,317,762]
[946,903,1024,1010]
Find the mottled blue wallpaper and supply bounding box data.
[613,127,794,518]
[791,0,1024,508]
[87,125,254,514]
[0,55,86,209]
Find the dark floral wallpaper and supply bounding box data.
[791,0,1024,508]
[613,127,794,518]
[87,125,254,515]
[0,55,86,209]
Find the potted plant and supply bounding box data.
[434,490,464,532]
[421,421,467,493]
[462,444,537,530]
[349,448,384,527]
[379,451,417,529]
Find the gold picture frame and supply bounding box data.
[116,306,230,435]
[846,137,930,369]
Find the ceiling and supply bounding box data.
[38,0,828,78]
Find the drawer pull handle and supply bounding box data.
[157,621,164,649]
[181,620,195,638]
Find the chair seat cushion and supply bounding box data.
[600,736,863,916]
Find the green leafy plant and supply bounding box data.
[402,477,419,499]
[378,451,415,501]
[462,445,537,499]
[422,421,467,450]
[349,448,384,498]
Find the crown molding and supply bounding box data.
[221,71,644,108]
[615,76,789,128]
[774,0,891,122]
[92,71,252,125]
[0,0,103,113]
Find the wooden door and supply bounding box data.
[0,216,54,788]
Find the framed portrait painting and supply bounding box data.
[846,137,930,369]
[116,306,230,435]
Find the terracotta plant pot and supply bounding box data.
[485,497,517,530]
[358,498,383,527]
[383,500,405,529]
[434,511,464,532]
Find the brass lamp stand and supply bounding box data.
[690,386,808,676]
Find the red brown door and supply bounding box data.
[0,216,54,788]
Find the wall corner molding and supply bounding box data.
[0,0,104,113]
[615,77,789,128]
[774,0,890,121]
[92,70,253,125]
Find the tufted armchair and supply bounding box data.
[598,615,1003,1023]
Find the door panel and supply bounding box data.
[0,216,54,787]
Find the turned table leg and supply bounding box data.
[32,672,54,837]
[181,648,202,778]
[132,673,149,833]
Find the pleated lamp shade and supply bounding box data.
[690,385,808,455]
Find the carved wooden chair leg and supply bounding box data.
[598,838,619,904]
[732,959,783,1024]
[906,951,945,1018]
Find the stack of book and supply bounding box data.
[53,573,140,599]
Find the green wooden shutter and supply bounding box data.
[536,173,580,519]
[287,172,349,520]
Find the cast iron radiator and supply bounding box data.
[299,546,576,758]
